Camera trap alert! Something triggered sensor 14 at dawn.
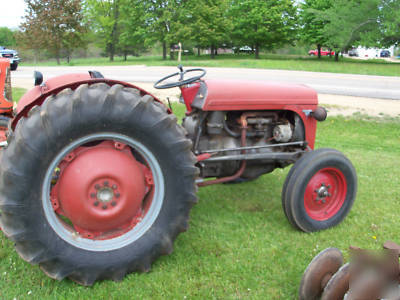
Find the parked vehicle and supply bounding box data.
[308,49,335,56]
[0,66,357,285]
[348,49,359,57]
[0,46,20,71]
[233,46,254,53]
[380,50,391,57]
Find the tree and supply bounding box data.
[321,0,380,61]
[84,0,123,61]
[141,0,185,60]
[230,0,297,59]
[19,0,86,64]
[363,0,400,48]
[299,0,333,58]
[0,27,16,47]
[117,1,148,60]
[181,0,232,59]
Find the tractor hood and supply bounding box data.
[201,79,318,110]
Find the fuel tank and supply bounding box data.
[202,79,318,110]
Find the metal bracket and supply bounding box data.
[303,109,313,117]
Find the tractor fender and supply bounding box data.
[13,72,169,130]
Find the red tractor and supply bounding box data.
[0,66,357,285]
[0,58,14,142]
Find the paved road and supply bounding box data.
[11,65,400,100]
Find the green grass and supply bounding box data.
[1,99,400,299]
[12,88,27,103]
[24,53,400,77]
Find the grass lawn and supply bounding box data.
[24,53,400,77]
[11,88,27,103]
[1,90,399,299]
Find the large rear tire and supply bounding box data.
[282,148,357,232]
[0,83,198,285]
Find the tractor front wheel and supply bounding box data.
[282,148,357,232]
[0,83,198,285]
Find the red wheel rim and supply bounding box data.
[0,126,7,142]
[50,140,155,240]
[304,167,347,221]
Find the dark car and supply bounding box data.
[380,50,391,57]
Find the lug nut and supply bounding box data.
[112,184,117,190]
[104,181,109,186]
[111,201,117,207]
[90,193,96,198]
[102,204,108,210]
[95,184,100,190]
[115,193,120,198]
[94,201,99,206]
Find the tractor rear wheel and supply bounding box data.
[0,83,198,285]
[282,148,357,232]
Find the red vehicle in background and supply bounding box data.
[308,49,335,56]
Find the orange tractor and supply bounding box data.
[0,58,13,142]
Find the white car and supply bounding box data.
[0,46,20,70]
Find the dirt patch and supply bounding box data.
[319,94,400,118]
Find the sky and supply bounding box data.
[0,0,26,29]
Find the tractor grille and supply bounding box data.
[2,53,13,58]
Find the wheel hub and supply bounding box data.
[304,168,347,221]
[53,141,151,237]
[97,187,113,203]
[315,183,332,203]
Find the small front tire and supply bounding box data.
[282,148,357,232]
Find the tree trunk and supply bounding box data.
[214,47,218,56]
[109,43,115,62]
[335,52,339,62]
[169,43,175,60]
[255,44,260,59]
[123,50,127,61]
[109,0,119,62]
[197,47,200,56]
[162,42,167,60]
[66,48,71,64]
[317,44,321,59]
[210,45,215,59]
[56,49,60,65]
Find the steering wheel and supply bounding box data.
[154,65,206,89]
